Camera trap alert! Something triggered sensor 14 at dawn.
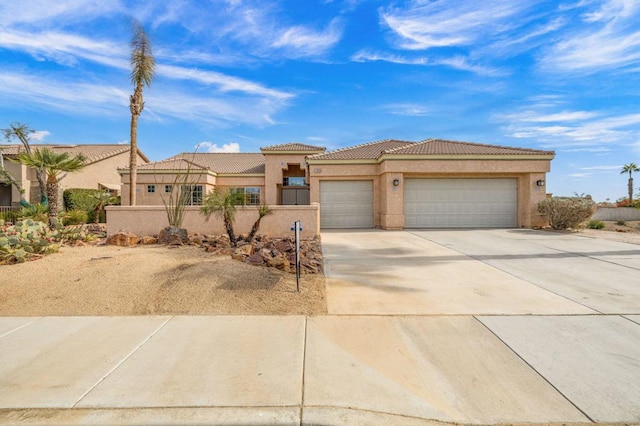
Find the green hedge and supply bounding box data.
[63,189,99,212]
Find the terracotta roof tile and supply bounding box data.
[136,158,208,172]
[171,153,265,174]
[307,139,415,161]
[0,144,149,164]
[261,143,326,152]
[383,139,555,156]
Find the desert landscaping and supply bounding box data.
[0,241,327,316]
[2,221,639,317]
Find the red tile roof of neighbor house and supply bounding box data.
[170,153,266,174]
[134,158,209,172]
[0,144,150,164]
[260,143,326,152]
[308,138,555,161]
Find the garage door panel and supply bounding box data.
[320,181,373,229]
[405,179,517,228]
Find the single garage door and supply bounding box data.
[320,181,373,228]
[404,178,517,228]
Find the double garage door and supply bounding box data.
[404,178,517,228]
[319,178,517,229]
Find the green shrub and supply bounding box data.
[62,210,89,225]
[63,188,98,212]
[538,197,597,230]
[0,219,59,264]
[616,220,626,226]
[16,204,48,223]
[588,220,605,229]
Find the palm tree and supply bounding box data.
[128,21,155,206]
[90,190,119,224]
[246,204,273,242]
[10,147,86,228]
[201,189,244,247]
[2,123,47,204]
[620,163,640,203]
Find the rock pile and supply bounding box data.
[106,231,323,274]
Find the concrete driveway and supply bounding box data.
[1,229,639,425]
[320,229,640,423]
[322,229,640,315]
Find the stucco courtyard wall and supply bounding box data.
[106,204,320,239]
[592,207,640,221]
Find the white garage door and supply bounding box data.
[404,178,517,228]
[320,181,373,228]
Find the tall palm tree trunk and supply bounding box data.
[46,178,59,228]
[629,177,634,203]
[129,87,143,206]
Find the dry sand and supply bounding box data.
[0,244,326,316]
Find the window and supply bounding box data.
[181,185,203,205]
[230,187,261,205]
[283,177,306,186]
[146,185,155,193]
[165,185,173,193]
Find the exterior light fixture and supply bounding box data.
[536,179,545,187]
[393,179,400,187]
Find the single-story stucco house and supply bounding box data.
[0,144,149,208]
[118,138,554,230]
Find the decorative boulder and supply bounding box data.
[158,227,188,245]
[106,232,140,247]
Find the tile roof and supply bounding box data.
[383,139,555,156]
[307,138,555,161]
[260,143,326,152]
[307,139,415,161]
[135,158,208,172]
[171,153,266,174]
[0,144,149,164]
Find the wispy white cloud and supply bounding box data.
[500,100,640,149]
[351,50,503,75]
[380,0,531,50]
[351,50,428,65]
[157,65,293,100]
[540,0,640,72]
[30,130,50,142]
[579,165,623,170]
[270,18,343,58]
[197,142,241,153]
[381,103,431,117]
[0,71,288,127]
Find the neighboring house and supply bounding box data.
[119,138,554,229]
[0,144,149,208]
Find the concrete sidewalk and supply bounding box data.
[1,230,640,425]
[1,314,639,425]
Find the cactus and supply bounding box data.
[0,220,59,264]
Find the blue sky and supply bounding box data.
[1,0,639,202]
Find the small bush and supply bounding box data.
[62,210,89,225]
[588,220,605,229]
[63,188,99,212]
[538,197,597,230]
[16,204,48,223]
[616,198,640,208]
[616,220,626,226]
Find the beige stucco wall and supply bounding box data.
[263,154,309,204]
[106,204,319,238]
[120,170,217,206]
[308,158,552,229]
[62,152,147,193]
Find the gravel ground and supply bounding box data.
[0,244,326,316]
